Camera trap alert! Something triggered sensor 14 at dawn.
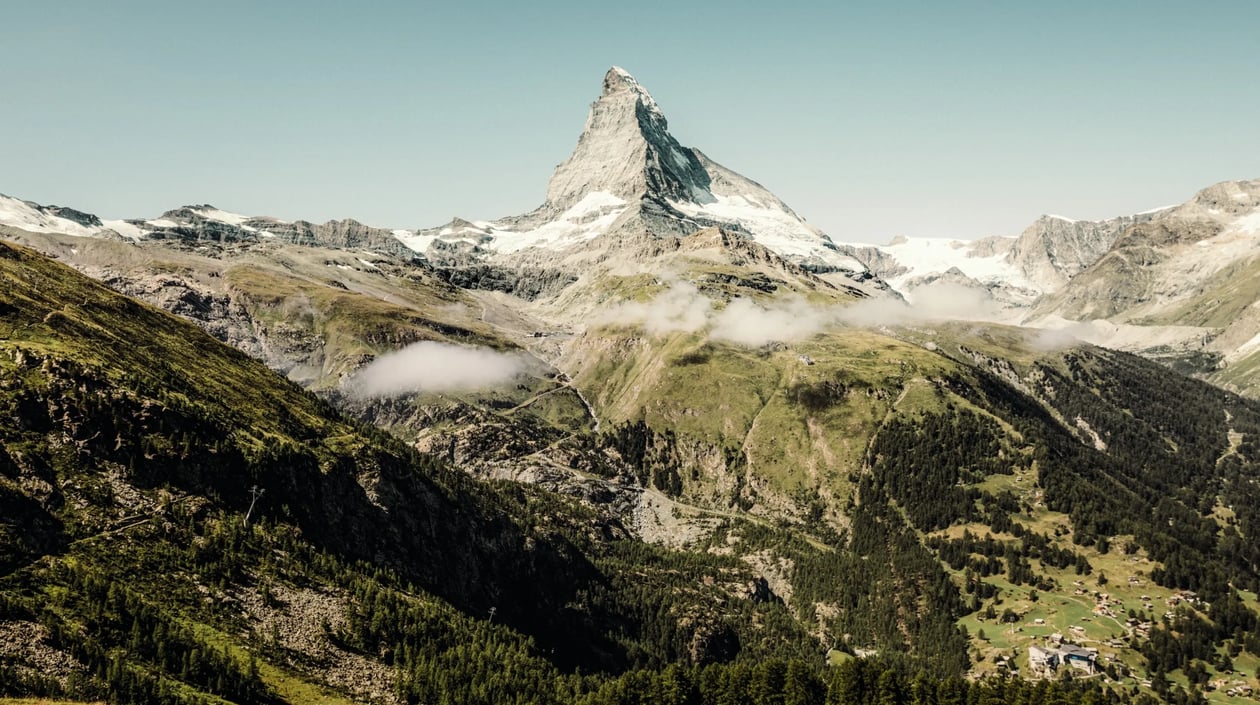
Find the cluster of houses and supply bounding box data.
[1028,643,1098,675]
[1126,617,1154,638]
[1215,681,1253,698]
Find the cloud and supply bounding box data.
[906,282,1003,321]
[592,279,1012,348]
[594,280,712,334]
[596,281,831,344]
[1026,326,1084,351]
[834,296,915,328]
[837,281,1004,327]
[711,296,836,346]
[347,341,528,398]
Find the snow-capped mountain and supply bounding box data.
[1026,180,1260,387]
[0,193,145,240]
[834,209,1167,307]
[5,69,1260,396]
[821,182,1260,386]
[399,67,865,274]
[839,235,1029,302]
[0,197,419,259]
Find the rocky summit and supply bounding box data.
[546,66,714,210]
[400,67,868,277]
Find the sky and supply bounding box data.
[2,0,1257,244]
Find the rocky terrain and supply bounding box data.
[3,67,1260,705]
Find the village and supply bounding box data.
[966,570,1256,701]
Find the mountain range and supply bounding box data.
[6,68,1258,397]
[2,66,1259,705]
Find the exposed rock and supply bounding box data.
[546,66,713,210]
[237,583,400,704]
[0,620,90,687]
[1008,214,1151,291]
[397,68,871,283]
[44,205,103,228]
[263,218,418,258]
[431,262,578,300]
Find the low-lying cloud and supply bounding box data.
[595,280,1011,347]
[1026,326,1084,351]
[837,282,1004,327]
[348,341,528,398]
[711,296,835,346]
[594,280,712,334]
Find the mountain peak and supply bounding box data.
[403,68,863,275]
[601,66,661,114]
[543,67,711,211]
[602,66,640,94]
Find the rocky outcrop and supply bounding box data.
[1008,212,1159,291]
[834,241,910,281]
[141,206,419,258]
[43,205,102,228]
[432,263,578,300]
[1033,180,1260,323]
[264,218,418,258]
[83,266,328,383]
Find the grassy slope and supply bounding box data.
[569,325,957,506]
[559,277,1260,701]
[7,231,1260,701]
[0,239,821,703]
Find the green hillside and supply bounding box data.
[4,237,1259,705]
[0,241,818,703]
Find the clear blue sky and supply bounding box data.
[3,0,1257,243]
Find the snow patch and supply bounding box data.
[564,191,625,219]
[192,207,252,226]
[0,195,104,238]
[878,237,1031,292]
[478,192,628,254]
[669,194,863,271]
[1232,210,1260,234]
[101,219,147,240]
[394,231,439,253]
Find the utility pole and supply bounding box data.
[243,485,264,528]
[488,606,497,623]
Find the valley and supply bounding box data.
[1,65,1258,705]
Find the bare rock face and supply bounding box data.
[545,66,714,211]
[1035,180,1260,321]
[43,205,102,228]
[140,206,418,258]
[1014,180,1258,302]
[834,242,910,281]
[145,206,262,244]
[1180,178,1260,218]
[1008,213,1159,291]
[92,267,328,383]
[264,218,418,258]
